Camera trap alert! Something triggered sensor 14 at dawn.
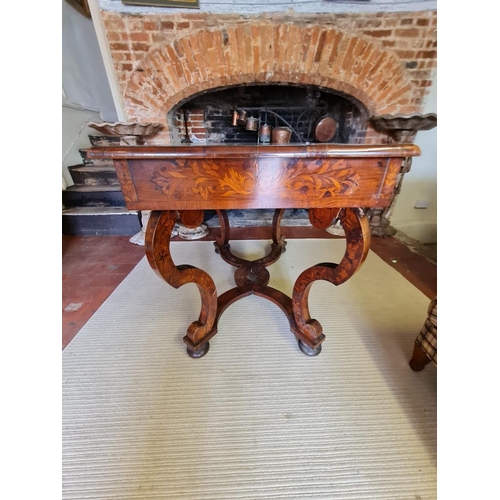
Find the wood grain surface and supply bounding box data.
[87,145,420,211]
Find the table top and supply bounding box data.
[87,144,420,211]
[87,143,420,159]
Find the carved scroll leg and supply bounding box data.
[292,208,371,356]
[145,210,218,358]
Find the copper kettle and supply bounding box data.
[245,117,259,131]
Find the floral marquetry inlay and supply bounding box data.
[89,144,418,210]
[151,158,361,200]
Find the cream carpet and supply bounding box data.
[62,239,437,500]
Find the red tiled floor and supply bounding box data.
[62,235,145,349]
[62,230,436,350]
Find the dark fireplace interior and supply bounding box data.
[167,85,372,229]
[171,85,369,145]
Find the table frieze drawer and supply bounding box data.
[87,145,420,211]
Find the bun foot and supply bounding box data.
[187,342,210,359]
[298,340,322,357]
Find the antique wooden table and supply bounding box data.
[87,144,420,358]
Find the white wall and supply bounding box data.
[391,73,437,243]
[100,0,437,15]
[62,0,117,119]
[62,0,118,187]
[62,106,103,187]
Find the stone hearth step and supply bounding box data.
[68,165,119,186]
[63,185,125,208]
[62,207,141,236]
[205,209,310,227]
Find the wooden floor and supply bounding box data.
[62,227,437,350]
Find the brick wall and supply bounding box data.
[174,109,207,143]
[100,9,437,145]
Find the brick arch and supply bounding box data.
[123,23,416,140]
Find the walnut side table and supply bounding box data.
[87,144,420,358]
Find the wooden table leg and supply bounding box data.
[145,210,217,358]
[210,208,370,357]
[409,342,432,371]
[146,208,370,359]
[214,209,287,287]
[292,208,371,355]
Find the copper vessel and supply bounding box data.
[259,123,271,143]
[237,110,247,125]
[313,116,337,142]
[245,117,259,131]
[271,127,292,144]
[231,110,239,126]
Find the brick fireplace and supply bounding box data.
[96,3,437,233]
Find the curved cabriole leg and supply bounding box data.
[292,208,371,355]
[145,210,217,358]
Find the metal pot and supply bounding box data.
[237,110,247,125]
[271,127,292,144]
[245,117,259,131]
[259,123,271,144]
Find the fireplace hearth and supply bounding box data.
[92,6,437,236]
[172,84,369,146]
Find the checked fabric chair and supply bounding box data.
[409,299,437,371]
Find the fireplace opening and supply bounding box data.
[170,85,369,146]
